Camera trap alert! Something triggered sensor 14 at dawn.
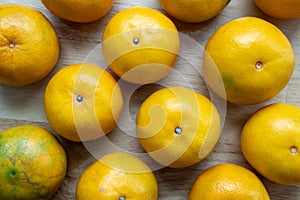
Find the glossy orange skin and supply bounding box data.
[102,6,180,84]
[203,17,294,104]
[42,0,114,23]
[188,164,270,200]
[44,63,123,142]
[159,0,230,23]
[255,0,300,19]
[0,4,59,86]
[136,86,221,168]
[241,103,300,185]
[76,152,158,200]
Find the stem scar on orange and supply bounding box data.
[0,4,59,86]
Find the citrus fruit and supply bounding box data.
[102,6,180,84]
[44,63,123,142]
[159,0,230,23]
[136,86,221,168]
[188,163,270,200]
[203,17,295,105]
[255,0,300,19]
[0,4,59,86]
[41,0,114,23]
[241,103,300,185]
[76,152,158,200]
[0,125,67,200]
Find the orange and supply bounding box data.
[76,152,158,200]
[44,63,123,142]
[188,163,270,200]
[0,4,59,86]
[136,86,221,168]
[41,0,114,23]
[203,17,295,105]
[255,0,300,19]
[159,0,230,23]
[0,125,67,200]
[241,103,300,185]
[102,6,180,84]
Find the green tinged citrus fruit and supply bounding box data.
[0,125,67,199]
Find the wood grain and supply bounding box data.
[1,0,300,199]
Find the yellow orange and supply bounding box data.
[0,4,59,86]
[0,125,67,199]
[76,152,158,200]
[44,63,123,142]
[188,164,270,199]
[41,0,114,23]
[159,0,230,23]
[136,86,221,168]
[203,17,295,104]
[102,6,180,84]
[255,0,300,19]
[241,103,300,185]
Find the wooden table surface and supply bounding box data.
[1,0,300,199]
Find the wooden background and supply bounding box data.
[1,0,300,199]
